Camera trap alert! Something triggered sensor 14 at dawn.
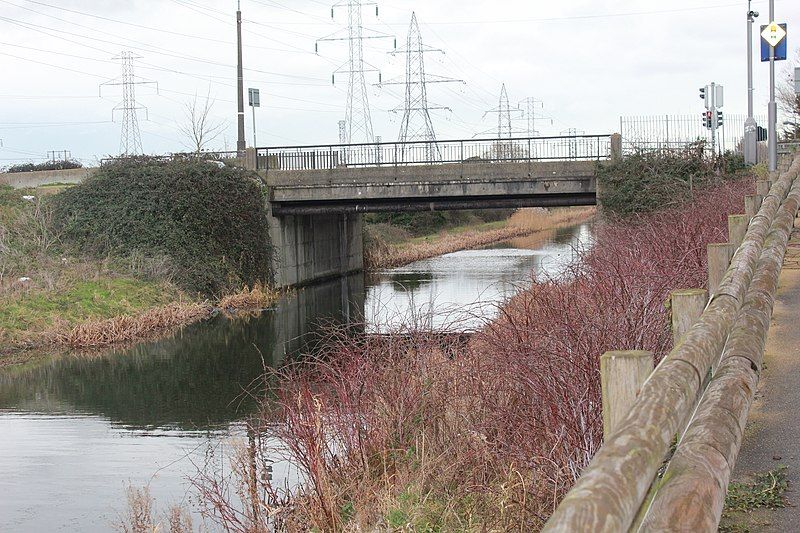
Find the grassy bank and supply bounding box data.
[0,158,278,364]
[365,206,597,269]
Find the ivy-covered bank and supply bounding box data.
[0,157,276,360]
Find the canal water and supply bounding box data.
[0,223,591,532]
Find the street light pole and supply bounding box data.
[768,0,778,172]
[744,2,758,165]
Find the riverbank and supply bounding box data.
[0,182,280,366]
[365,206,596,269]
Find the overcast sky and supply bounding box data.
[0,0,798,165]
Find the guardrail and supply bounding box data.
[543,154,800,531]
[255,134,613,172]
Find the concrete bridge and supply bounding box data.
[261,133,619,287]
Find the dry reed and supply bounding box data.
[218,283,280,311]
[55,302,211,348]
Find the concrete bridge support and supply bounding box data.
[268,210,364,288]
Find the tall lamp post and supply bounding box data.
[744,2,759,165]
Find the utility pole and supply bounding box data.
[767,0,778,172]
[378,12,463,161]
[236,0,246,156]
[100,51,156,156]
[744,2,759,165]
[317,1,394,144]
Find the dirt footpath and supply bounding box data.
[732,225,800,531]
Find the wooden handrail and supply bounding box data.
[542,155,800,532]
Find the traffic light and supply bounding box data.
[699,86,706,101]
[716,111,724,128]
[757,126,768,141]
[702,111,713,129]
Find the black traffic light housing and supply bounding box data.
[716,111,724,128]
[757,126,768,142]
[699,87,707,101]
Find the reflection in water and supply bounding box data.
[366,223,593,332]
[0,223,591,532]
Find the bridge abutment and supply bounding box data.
[268,210,364,288]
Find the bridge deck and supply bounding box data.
[266,159,600,215]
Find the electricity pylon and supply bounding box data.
[317,1,394,145]
[478,84,524,138]
[378,12,463,161]
[518,97,553,137]
[100,51,157,156]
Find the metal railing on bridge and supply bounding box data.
[256,134,613,172]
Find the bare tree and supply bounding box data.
[778,48,800,140]
[179,89,226,154]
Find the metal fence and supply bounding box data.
[620,114,768,154]
[256,134,613,172]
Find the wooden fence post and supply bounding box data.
[708,243,733,296]
[670,289,709,346]
[756,179,770,196]
[601,351,654,438]
[744,195,762,219]
[728,214,749,251]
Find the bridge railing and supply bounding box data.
[256,134,612,172]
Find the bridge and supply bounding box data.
[259,133,619,287]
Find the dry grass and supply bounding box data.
[365,207,596,270]
[54,302,211,349]
[116,485,193,533]
[218,283,280,311]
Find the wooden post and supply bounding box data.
[756,179,770,196]
[600,351,654,438]
[670,289,709,346]
[708,243,733,296]
[744,195,762,219]
[728,214,749,251]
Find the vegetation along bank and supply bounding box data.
[0,157,277,364]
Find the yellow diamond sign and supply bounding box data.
[762,21,787,48]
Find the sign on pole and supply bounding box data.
[714,85,724,108]
[248,88,260,107]
[761,23,788,61]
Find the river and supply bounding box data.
[0,222,592,532]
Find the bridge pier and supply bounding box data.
[268,210,364,288]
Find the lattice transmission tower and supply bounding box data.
[100,52,157,156]
[378,12,463,161]
[318,2,394,145]
[518,97,553,137]
[478,84,524,138]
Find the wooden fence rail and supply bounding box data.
[542,154,800,532]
